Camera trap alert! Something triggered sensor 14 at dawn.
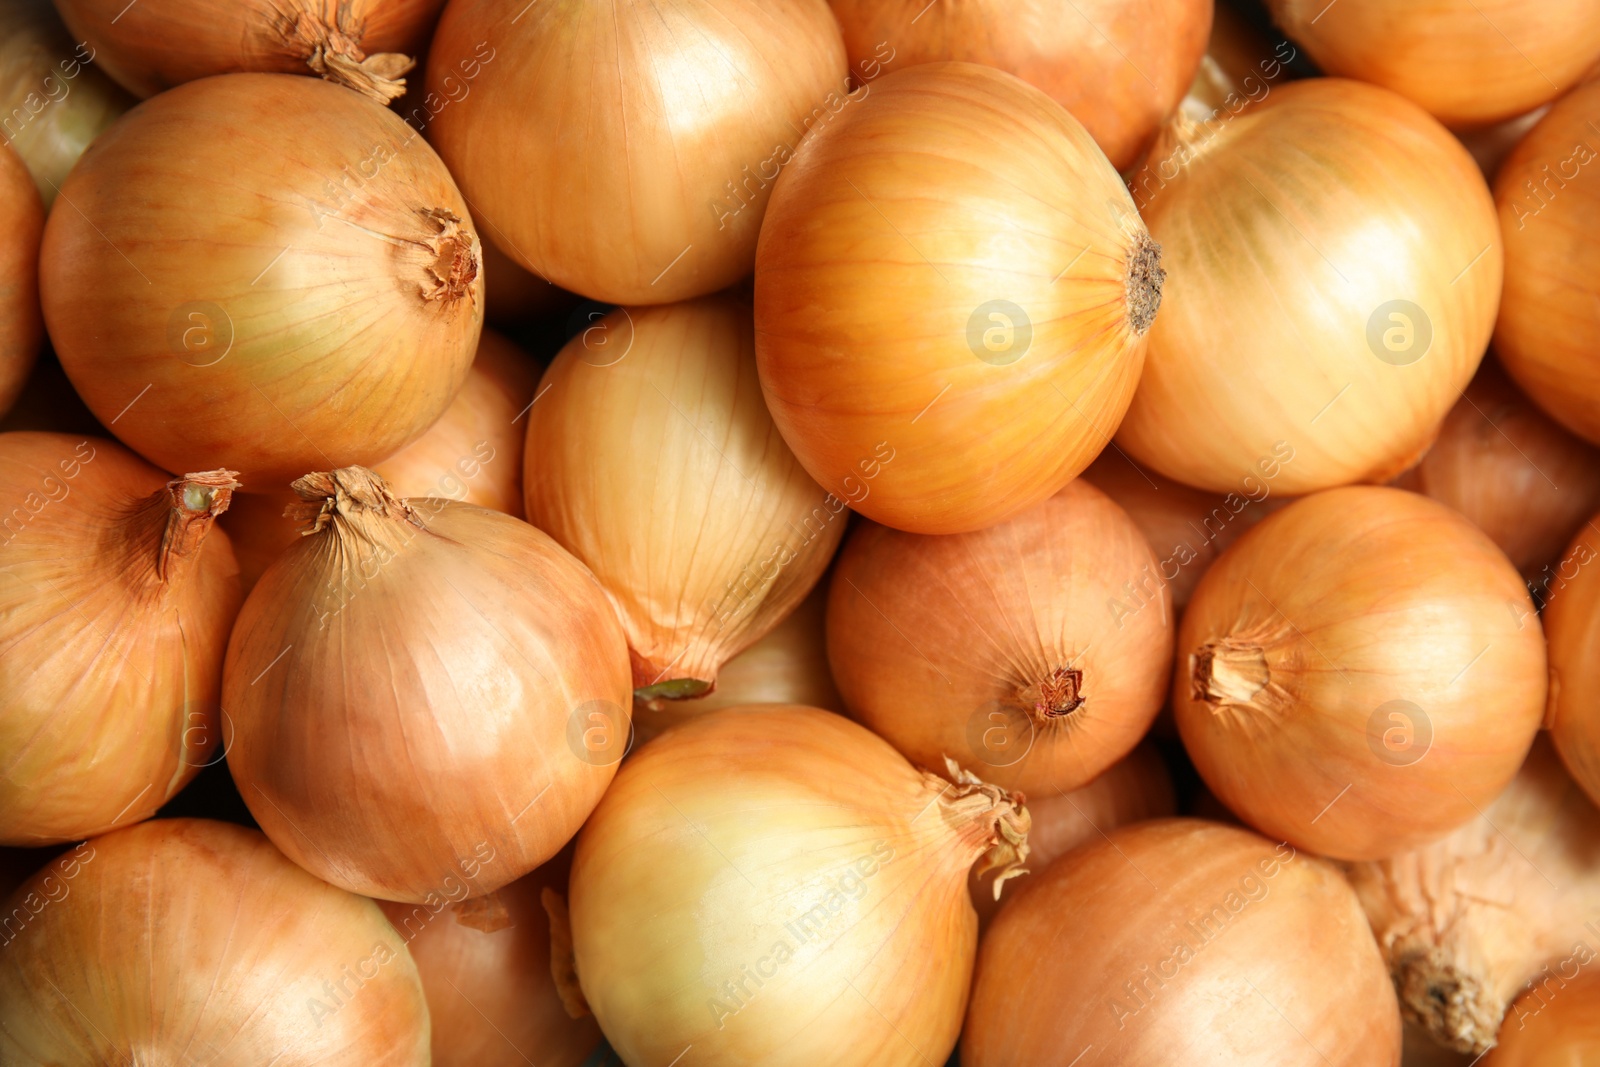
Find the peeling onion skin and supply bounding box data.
[0,432,241,846]
[425,0,847,305]
[1175,486,1546,861]
[964,819,1401,1066]
[40,73,483,488]
[1345,739,1600,1057]
[1546,520,1600,809]
[0,819,430,1066]
[524,296,845,698]
[570,704,1029,1067]
[756,62,1161,535]
[225,467,631,903]
[1492,80,1600,446]
[0,143,43,419]
[1485,967,1600,1065]
[828,479,1174,795]
[826,0,1210,170]
[1266,0,1600,128]
[1117,79,1501,495]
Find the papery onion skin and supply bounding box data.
[0,432,241,846]
[756,62,1162,535]
[1492,80,1600,445]
[826,0,1210,170]
[1392,359,1600,581]
[1266,0,1600,127]
[53,0,445,103]
[1545,520,1600,809]
[1118,78,1501,495]
[1485,968,1600,1065]
[0,143,43,418]
[0,819,430,1065]
[964,818,1400,1065]
[829,479,1173,794]
[525,296,844,697]
[1345,739,1600,1055]
[225,467,631,903]
[1175,486,1546,861]
[570,704,1028,1067]
[425,0,846,305]
[40,72,483,488]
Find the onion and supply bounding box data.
[756,62,1163,535]
[524,296,844,699]
[53,0,444,103]
[964,818,1401,1064]
[0,818,430,1063]
[40,72,483,488]
[827,478,1173,794]
[826,0,1210,170]
[1486,969,1600,1065]
[0,432,241,846]
[1545,521,1600,806]
[1492,80,1600,445]
[1265,0,1600,127]
[1392,359,1600,581]
[0,142,42,418]
[1175,486,1546,861]
[379,854,601,1067]
[1344,738,1600,1055]
[1117,78,1500,495]
[0,0,133,206]
[424,0,847,304]
[224,466,631,903]
[569,704,1029,1066]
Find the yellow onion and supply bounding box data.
[1265,0,1600,127]
[225,466,631,902]
[53,0,444,103]
[1492,80,1600,445]
[826,0,1210,170]
[1345,738,1600,1055]
[1545,520,1600,806]
[0,0,133,206]
[1117,78,1500,494]
[964,819,1400,1065]
[40,72,483,487]
[216,487,300,596]
[756,62,1162,535]
[0,432,241,846]
[828,478,1172,794]
[425,0,846,304]
[1180,3,1299,122]
[0,142,42,418]
[570,704,1029,1067]
[0,819,429,1064]
[1392,359,1600,582]
[525,296,844,699]
[1485,969,1600,1065]
[379,853,601,1067]
[1176,486,1546,861]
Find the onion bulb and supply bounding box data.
[525,296,844,700]
[1392,359,1600,581]
[570,704,1029,1067]
[225,466,631,902]
[1492,80,1600,445]
[1117,78,1500,494]
[757,62,1163,535]
[0,142,43,418]
[826,0,1210,170]
[1345,738,1600,1055]
[1544,521,1600,808]
[1265,0,1600,127]
[425,0,847,304]
[1176,486,1546,861]
[1485,969,1600,1065]
[53,0,444,103]
[0,818,430,1064]
[40,72,483,487]
[964,818,1401,1065]
[0,432,241,846]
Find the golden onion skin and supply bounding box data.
[1546,520,1600,810]
[1486,968,1600,1065]
[0,141,43,418]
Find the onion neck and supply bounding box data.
[278,9,414,104]
[1391,946,1502,1055]
[1021,666,1085,724]
[288,466,422,534]
[923,758,1031,901]
[144,470,239,585]
[417,209,480,306]
[1191,640,1271,706]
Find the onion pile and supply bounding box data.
[224,466,631,902]
[0,432,240,845]
[1544,520,1600,807]
[1118,78,1501,494]
[0,142,43,418]
[570,705,1028,1066]
[41,73,483,487]
[0,819,430,1064]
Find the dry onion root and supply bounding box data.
[0,142,43,418]
[0,432,241,846]
[224,466,632,903]
[570,705,1029,1067]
